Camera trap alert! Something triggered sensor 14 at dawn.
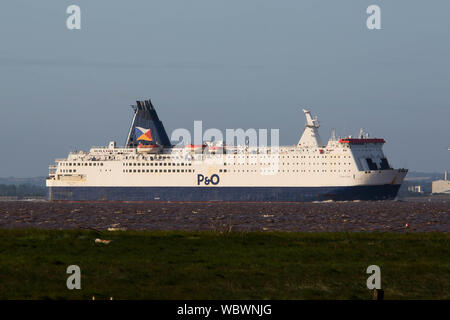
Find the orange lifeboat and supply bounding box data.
[185,144,207,152]
[137,143,161,153]
[208,145,224,154]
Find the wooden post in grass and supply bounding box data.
[372,289,384,300]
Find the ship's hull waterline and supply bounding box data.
[47,184,402,202]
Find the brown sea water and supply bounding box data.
[0,198,448,232]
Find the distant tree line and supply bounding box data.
[0,184,46,197]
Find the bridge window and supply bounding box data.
[380,158,391,170]
[366,158,378,170]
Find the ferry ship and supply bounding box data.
[46,99,408,201]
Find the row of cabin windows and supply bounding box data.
[233,155,349,159]
[125,156,178,160]
[230,169,350,173]
[61,156,350,166]
[59,161,352,170]
[61,162,103,167]
[123,169,231,174]
[59,168,349,174]
[61,155,351,165]
[124,169,194,173]
[123,154,349,160]
[60,160,353,168]
[124,162,192,167]
[123,154,350,161]
[231,162,352,166]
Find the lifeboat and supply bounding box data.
[185,144,207,152]
[137,143,161,153]
[208,145,224,154]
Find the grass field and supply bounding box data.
[0,230,448,300]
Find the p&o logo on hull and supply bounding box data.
[197,174,220,186]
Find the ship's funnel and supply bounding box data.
[125,99,171,148]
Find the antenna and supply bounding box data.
[125,105,138,147]
[446,148,450,181]
[331,128,336,141]
[302,108,320,128]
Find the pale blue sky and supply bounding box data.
[0,0,449,177]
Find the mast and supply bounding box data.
[125,105,138,147]
[297,109,323,147]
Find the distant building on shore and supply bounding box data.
[0,196,19,201]
[432,148,450,194]
[432,170,450,194]
[408,185,423,193]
